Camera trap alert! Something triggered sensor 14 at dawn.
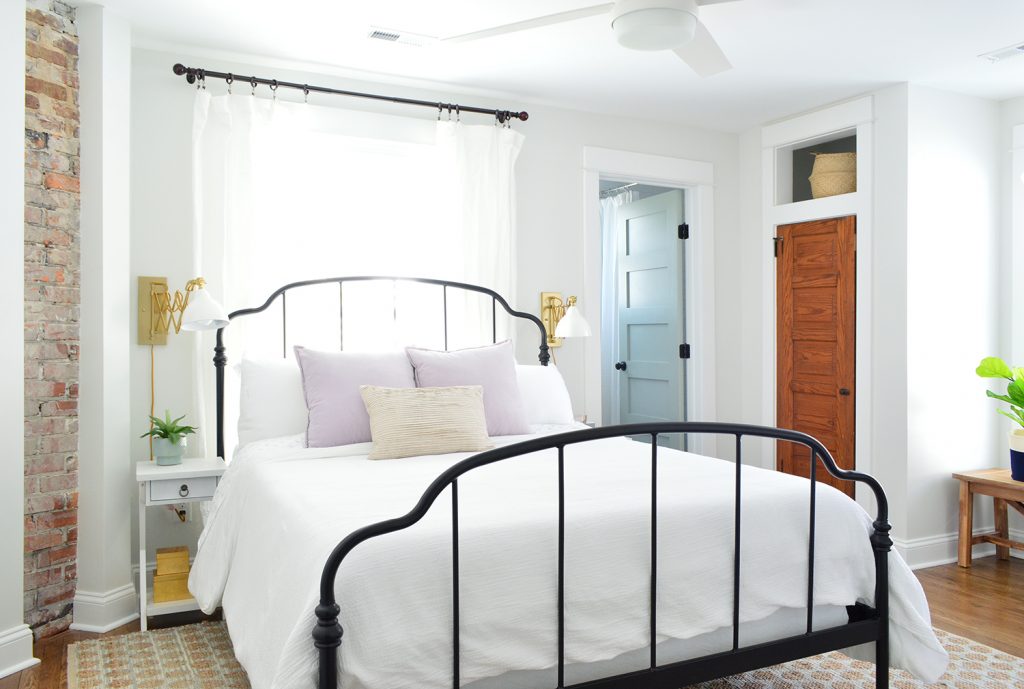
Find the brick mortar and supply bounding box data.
[24,0,79,640]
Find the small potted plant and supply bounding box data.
[975,356,1024,481]
[141,410,197,466]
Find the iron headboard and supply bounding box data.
[213,276,551,459]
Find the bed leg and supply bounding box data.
[871,519,891,689]
[314,601,343,689]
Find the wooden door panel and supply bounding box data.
[777,216,856,497]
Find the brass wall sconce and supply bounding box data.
[138,276,229,345]
[540,292,592,347]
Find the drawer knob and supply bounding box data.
[179,484,190,497]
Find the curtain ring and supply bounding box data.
[226,72,234,95]
[446,103,452,121]
[270,79,278,100]
[303,85,310,103]
[250,76,258,96]
[437,103,442,121]
[455,104,460,123]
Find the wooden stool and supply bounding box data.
[952,468,1024,567]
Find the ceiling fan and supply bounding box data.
[433,0,740,77]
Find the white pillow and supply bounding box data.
[237,359,308,447]
[515,364,574,425]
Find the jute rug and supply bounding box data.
[67,622,1023,689]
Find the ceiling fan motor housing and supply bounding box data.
[611,0,699,51]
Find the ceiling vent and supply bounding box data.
[980,42,1024,63]
[367,27,437,47]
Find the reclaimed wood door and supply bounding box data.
[776,216,856,497]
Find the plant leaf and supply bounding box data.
[1014,367,1024,382]
[976,357,1012,379]
[998,408,1024,429]
[1009,379,1024,406]
[986,390,1017,405]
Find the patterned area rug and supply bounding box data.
[67,622,1022,689]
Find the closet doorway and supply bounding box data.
[600,180,687,448]
[775,215,856,497]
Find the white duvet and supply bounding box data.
[190,426,948,689]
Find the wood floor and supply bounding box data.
[2,557,1021,689]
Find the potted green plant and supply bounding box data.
[975,356,1024,481]
[141,410,197,466]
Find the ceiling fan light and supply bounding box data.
[612,8,697,51]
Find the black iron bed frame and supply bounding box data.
[212,276,892,689]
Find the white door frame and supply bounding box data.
[582,146,716,456]
[759,97,875,509]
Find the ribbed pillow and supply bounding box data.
[360,385,494,460]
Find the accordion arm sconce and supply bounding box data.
[137,276,229,345]
[540,292,592,348]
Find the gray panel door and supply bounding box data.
[615,190,686,446]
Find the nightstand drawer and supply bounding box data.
[148,476,218,502]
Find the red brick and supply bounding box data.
[37,474,76,494]
[55,37,77,57]
[25,494,63,515]
[46,544,76,565]
[27,42,67,68]
[43,172,77,192]
[26,9,64,32]
[25,453,65,475]
[24,380,66,398]
[25,92,40,110]
[37,434,76,453]
[39,401,77,416]
[36,581,75,608]
[25,531,63,553]
[66,526,77,543]
[25,76,66,101]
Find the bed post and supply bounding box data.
[871,518,891,689]
[214,328,227,460]
[314,600,342,689]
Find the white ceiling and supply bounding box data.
[98,0,1024,131]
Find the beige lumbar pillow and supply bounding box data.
[360,385,494,460]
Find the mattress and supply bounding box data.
[190,425,948,689]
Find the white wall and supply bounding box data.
[0,0,37,679]
[73,5,138,632]
[128,47,741,561]
[904,86,1002,546]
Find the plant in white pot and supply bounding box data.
[141,410,197,466]
[976,356,1024,481]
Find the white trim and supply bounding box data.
[761,96,873,149]
[758,100,875,517]
[895,528,1024,571]
[0,625,37,679]
[581,147,717,455]
[69,584,139,633]
[1013,125,1024,368]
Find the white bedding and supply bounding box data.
[190,425,948,689]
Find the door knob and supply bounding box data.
[615,361,627,371]
[839,388,851,396]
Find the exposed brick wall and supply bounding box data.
[24,0,80,640]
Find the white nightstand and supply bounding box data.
[136,456,225,631]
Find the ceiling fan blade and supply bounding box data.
[443,3,613,44]
[673,20,731,77]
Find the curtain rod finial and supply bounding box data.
[519,112,529,121]
[173,63,187,76]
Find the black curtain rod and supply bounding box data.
[172,63,529,123]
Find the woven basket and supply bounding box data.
[809,152,856,198]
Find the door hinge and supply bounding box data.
[678,223,689,240]
[679,343,691,359]
[773,236,783,257]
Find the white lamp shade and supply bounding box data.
[555,305,592,338]
[181,286,230,331]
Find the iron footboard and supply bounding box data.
[313,422,892,689]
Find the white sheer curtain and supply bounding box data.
[190,92,524,456]
[599,189,638,425]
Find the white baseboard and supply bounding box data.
[0,624,38,679]
[895,528,1024,570]
[70,584,139,633]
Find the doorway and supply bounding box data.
[775,215,856,497]
[600,180,687,447]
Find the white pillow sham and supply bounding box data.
[515,364,575,425]
[236,358,308,447]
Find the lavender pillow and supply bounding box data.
[405,340,530,436]
[294,347,415,448]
